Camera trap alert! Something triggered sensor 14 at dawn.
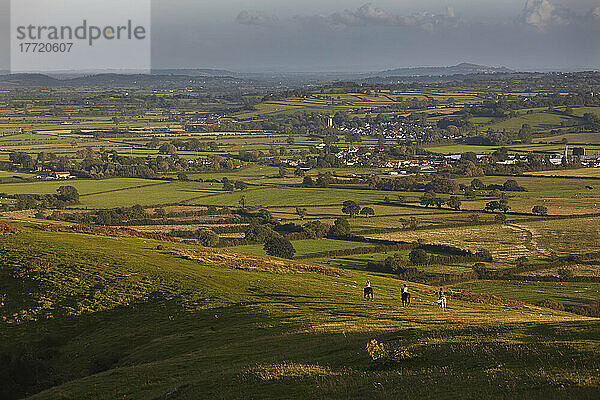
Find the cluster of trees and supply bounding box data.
[420,193,462,210]
[6,186,80,210]
[485,199,510,213]
[222,178,248,192]
[341,201,374,218]
[5,150,243,180]
[373,176,460,194]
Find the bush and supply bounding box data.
[264,236,296,259]
[245,223,276,243]
[475,249,493,262]
[197,229,220,247]
[328,218,351,238]
[409,248,429,265]
[532,205,548,215]
[557,268,574,280]
[366,340,388,361]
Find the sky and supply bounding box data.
[2,0,599,73]
[149,0,600,72]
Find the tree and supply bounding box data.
[503,179,524,191]
[342,200,361,218]
[316,173,332,188]
[475,249,493,262]
[302,176,314,187]
[158,143,177,155]
[234,180,248,190]
[532,205,548,215]
[420,191,438,208]
[518,124,532,144]
[302,220,329,239]
[155,208,166,219]
[278,166,287,178]
[197,229,220,247]
[328,218,351,238]
[498,199,510,213]
[461,152,478,163]
[222,178,234,192]
[239,195,246,208]
[383,254,403,273]
[447,196,461,211]
[264,235,296,259]
[177,172,189,181]
[427,177,460,194]
[295,207,307,220]
[485,199,510,213]
[244,223,275,243]
[409,249,428,265]
[471,178,485,190]
[9,152,35,170]
[558,268,574,280]
[360,206,375,218]
[56,186,79,203]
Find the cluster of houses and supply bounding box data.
[337,120,437,141]
[279,144,600,173]
[35,171,72,180]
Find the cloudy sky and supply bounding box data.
[149,0,600,72]
[2,0,599,73]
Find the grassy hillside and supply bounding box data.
[0,219,599,399]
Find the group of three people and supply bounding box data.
[364,280,447,305]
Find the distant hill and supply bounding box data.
[153,68,235,77]
[0,72,246,88]
[377,63,514,77]
[0,73,60,86]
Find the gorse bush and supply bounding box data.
[366,339,414,363]
[366,340,388,361]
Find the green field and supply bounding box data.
[189,187,391,207]
[0,178,166,196]
[530,168,600,178]
[229,238,376,257]
[482,111,575,132]
[454,280,600,307]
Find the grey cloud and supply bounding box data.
[519,0,600,29]
[236,10,278,26]
[317,3,458,30]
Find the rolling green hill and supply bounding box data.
[1,219,598,399]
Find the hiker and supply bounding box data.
[401,284,411,306]
[364,280,373,300]
[437,287,447,310]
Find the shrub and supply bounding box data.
[557,268,574,280]
[328,218,351,238]
[197,229,220,247]
[532,205,548,215]
[359,206,375,217]
[245,223,276,243]
[341,200,361,218]
[409,248,429,265]
[366,340,388,361]
[264,236,296,259]
[475,249,493,262]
